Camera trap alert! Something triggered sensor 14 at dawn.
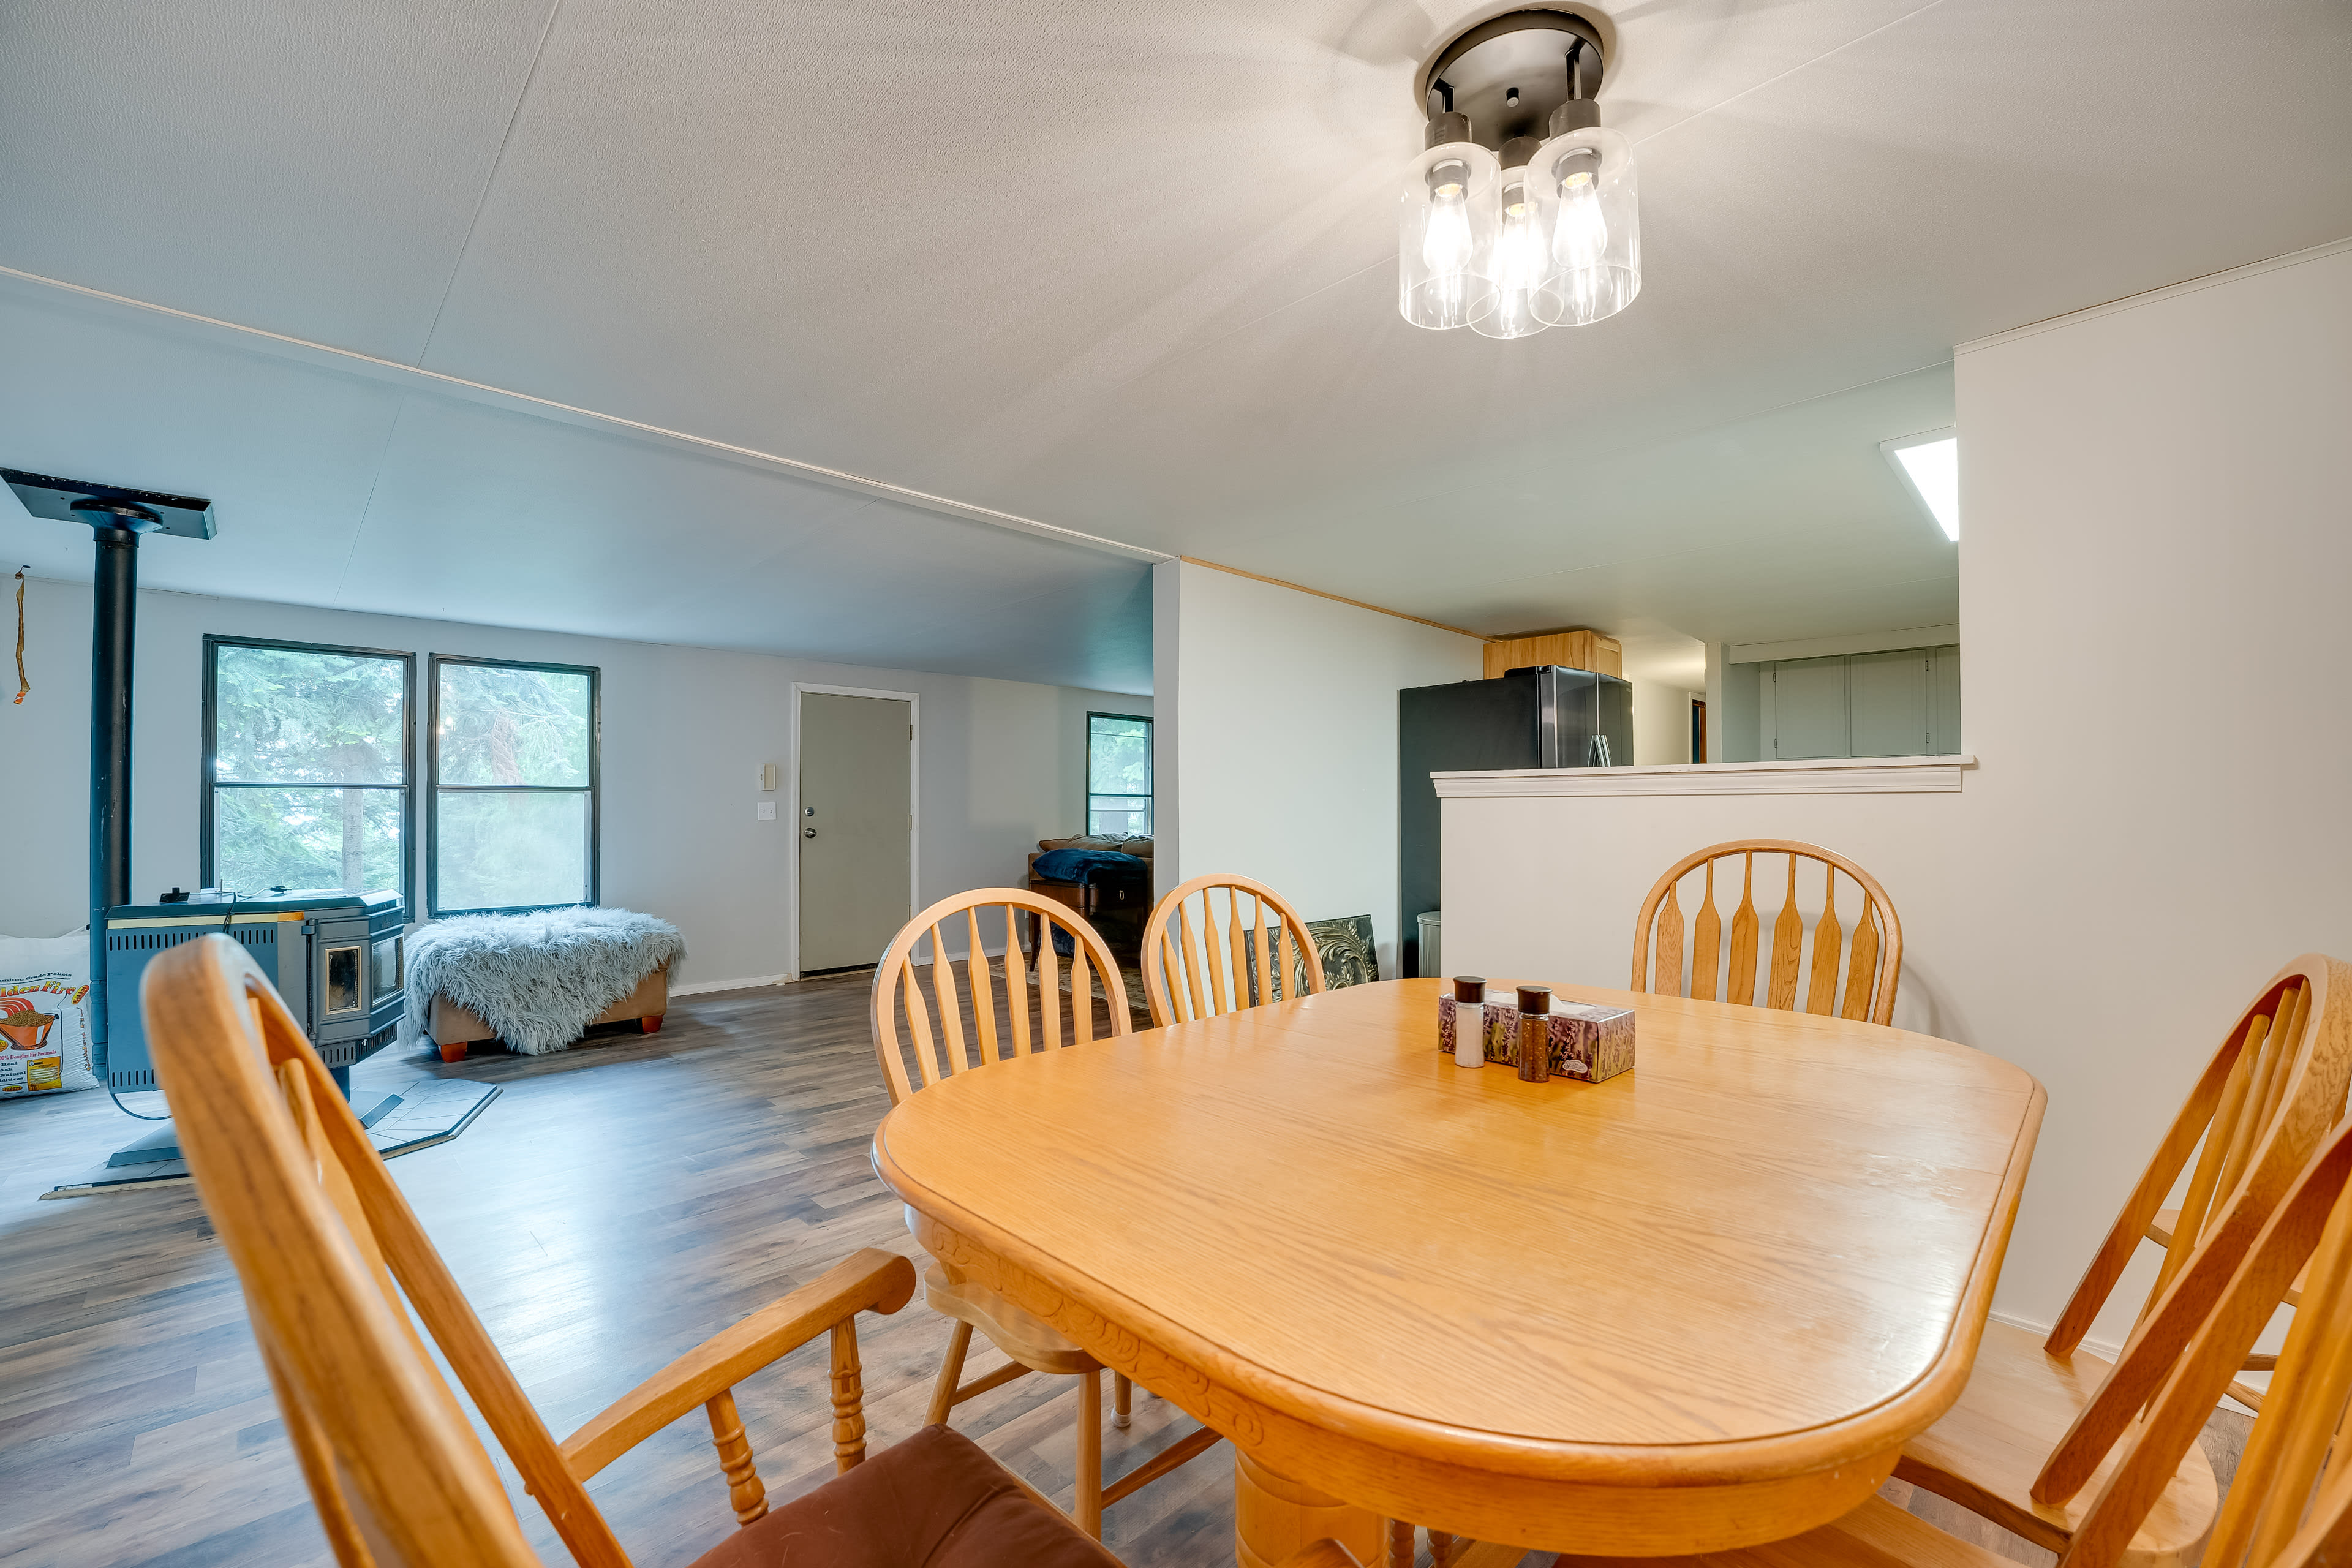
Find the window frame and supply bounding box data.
[427,653,602,918]
[200,634,419,918]
[1084,710,1154,837]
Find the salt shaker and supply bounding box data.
[1516,985,1553,1082]
[1452,976,1487,1068]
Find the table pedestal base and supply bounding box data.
[1234,1450,1385,1568]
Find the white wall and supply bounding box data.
[0,578,1144,988]
[1442,238,2352,1349]
[1153,560,1484,978]
[1629,679,1698,766]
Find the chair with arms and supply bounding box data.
[1140,873,1327,1028]
[143,931,1276,1568]
[1631,841,1903,1025]
[871,889,1225,1539]
[1556,1096,2352,1568]
[1890,956,2352,1563]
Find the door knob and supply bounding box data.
[803,827,817,839]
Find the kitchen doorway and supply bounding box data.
[793,686,916,977]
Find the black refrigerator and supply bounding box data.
[1397,665,1633,978]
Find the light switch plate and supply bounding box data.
[757,763,779,791]
[756,802,777,820]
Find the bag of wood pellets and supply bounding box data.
[0,930,98,1097]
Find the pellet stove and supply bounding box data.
[103,889,407,1094]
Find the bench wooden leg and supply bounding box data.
[640,1014,663,1034]
[437,1039,467,1063]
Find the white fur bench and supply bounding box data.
[427,963,669,1062]
[405,908,686,1061]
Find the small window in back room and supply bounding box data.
[1087,712,1152,836]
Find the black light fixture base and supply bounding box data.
[1417,7,1608,152]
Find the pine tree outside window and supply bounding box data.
[1086,712,1152,836]
[202,637,415,913]
[428,656,600,915]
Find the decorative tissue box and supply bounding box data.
[1440,996,1634,1082]
[1438,993,1480,1058]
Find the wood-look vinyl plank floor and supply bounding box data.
[0,973,2243,1568]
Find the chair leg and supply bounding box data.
[1077,1368,1104,1539]
[1389,1520,1417,1568]
[1114,1371,1133,1429]
[927,1321,973,1427]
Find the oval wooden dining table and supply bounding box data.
[871,976,2046,1567]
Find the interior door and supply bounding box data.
[797,693,913,973]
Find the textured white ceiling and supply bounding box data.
[0,277,1154,688]
[2,0,2348,684]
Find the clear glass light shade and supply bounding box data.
[1472,166,1559,339]
[1398,141,1500,330]
[1529,126,1639,327]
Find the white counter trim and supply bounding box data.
[1432,755,1978,797]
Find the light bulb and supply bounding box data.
[1554,164,1608,270]
[1474,175,1548,339]
[1399,140,1499,330]
[1496,180,1544,284]
[1526,124,1640,328]
[1422,160,1472,276]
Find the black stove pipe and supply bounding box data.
[78,507,152,1078]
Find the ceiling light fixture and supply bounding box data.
[1401,9,1640,337]
[1881,431,1960,541]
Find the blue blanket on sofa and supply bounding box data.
[1033,848,1147,884]
[1035,848,1147,956]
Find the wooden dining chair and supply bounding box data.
[870,888,1224,1538]
[1630,840,1903,1025]
[1140,873,1328,1028]
[137,932,1179,1568]
[1555,1099,2352,1568]
[1890,955,2352,1563]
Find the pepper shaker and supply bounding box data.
[1452,977,1487,1068]
[1517,985,1553,1082]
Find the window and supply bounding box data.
[429,656,599,914]
[203,637,415,912]
[1086,712,1152,836]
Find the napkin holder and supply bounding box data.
[1451,997,1634,1082]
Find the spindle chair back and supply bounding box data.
[2052,1106,2352,1568]
[1631,840,1904,1025]
[1140,873,1327,1028]
[1564,1106,2352,1568]
[870,888,1131,1106]
[870,891,1227,1537]
[138,933,926,1568]
[1886,957,2352,1561]
[2043,956,2352,1391]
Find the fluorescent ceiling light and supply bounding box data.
[1881,429,1958,541]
